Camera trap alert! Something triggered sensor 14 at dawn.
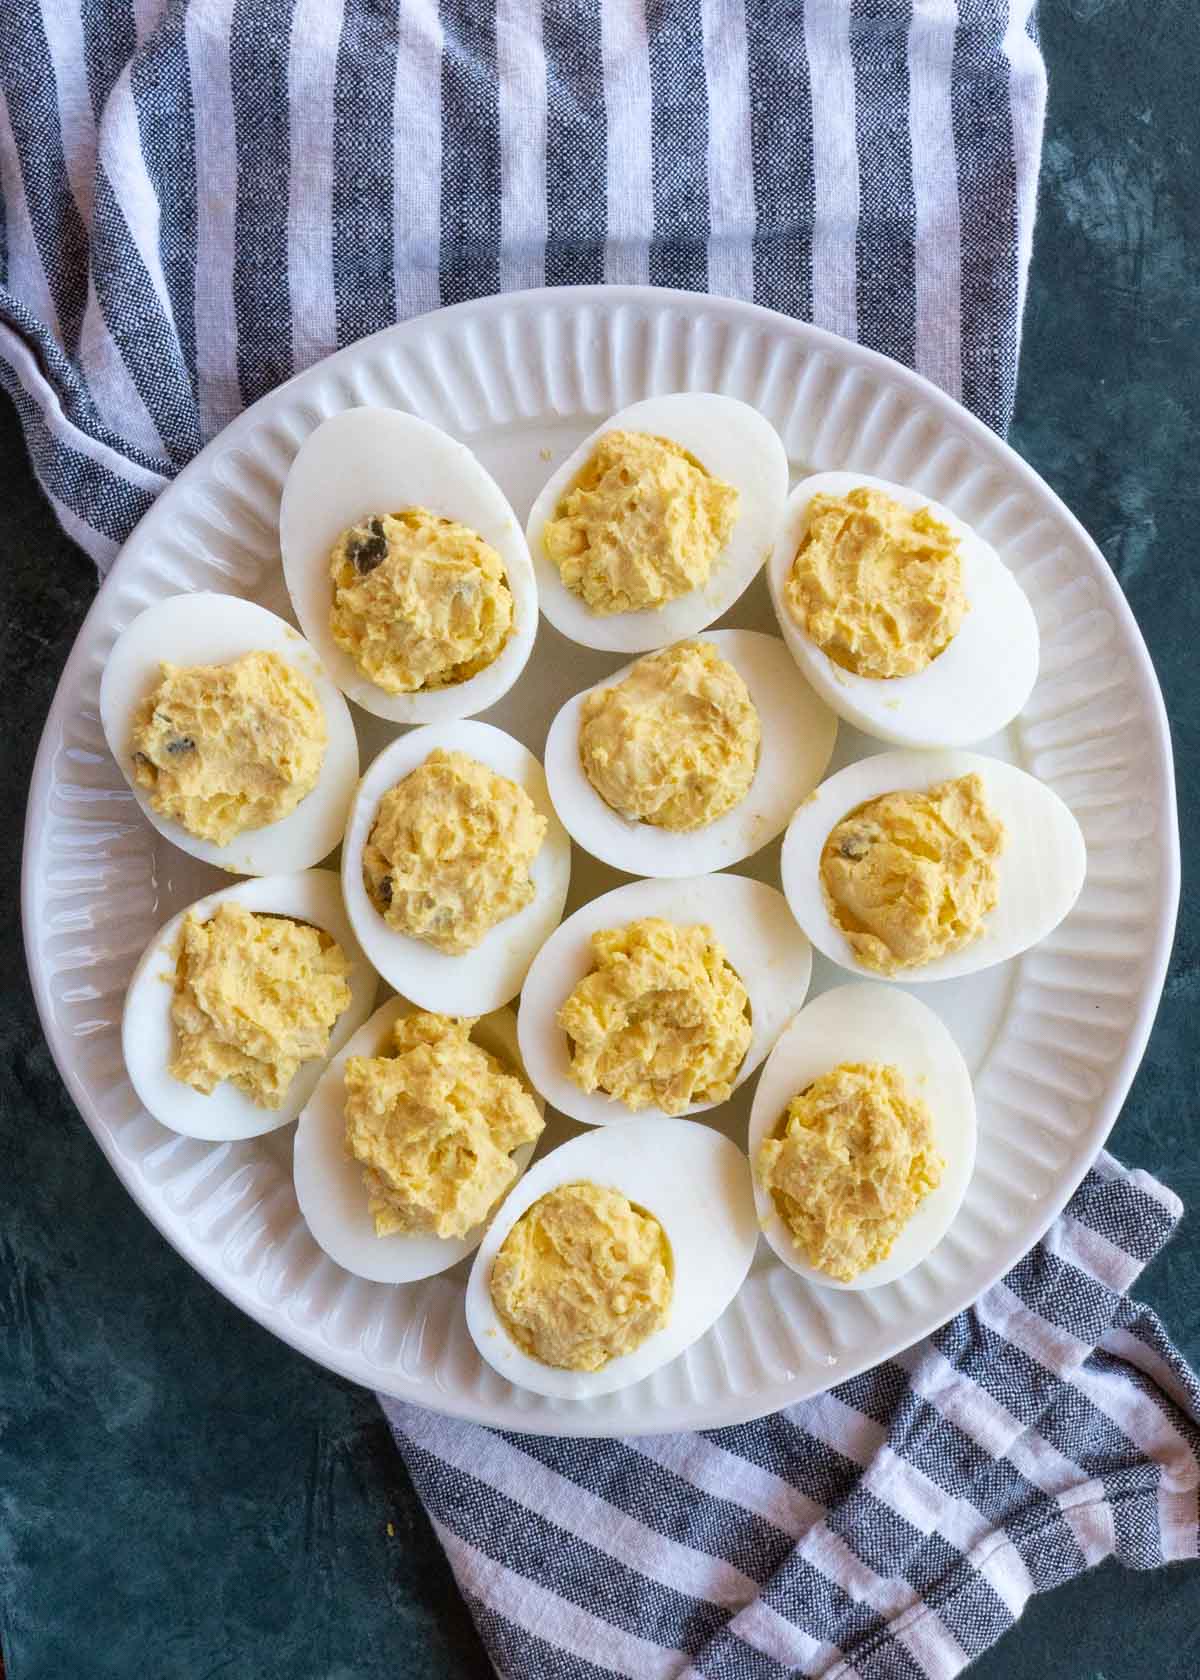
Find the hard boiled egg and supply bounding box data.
[544,630,837,876]
[517,873,812,1126]
[748,984,976,1290]
[100,593,358,874]
[767,471,1039,747]
[526,393,789,652]
[341,720,571,1014]
[781,748,1087,983]
[293,994,542,1284]
[465,1117,758,1399]
[122,870,377,1141]
[279,407,537,723]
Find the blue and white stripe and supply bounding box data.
[385,1157,1200,1678]
[1,0,1046,569]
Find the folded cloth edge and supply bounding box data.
[383,1150,1200,1680]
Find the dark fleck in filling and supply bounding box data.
[348,516,389,576]
[838,832,870,861]
[166,736,196,756]
[373,874,393,908]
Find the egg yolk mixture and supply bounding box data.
[821,772,1005,975]
[579,640,761,831]
[170,903,351,1108]
[558,918,751,1115]
[490,1181,673,1370]
[542,430,740,615]
[131,651,326,845]
[785,487,966,678]
[757,1061,944,1282]
[329,508,514,694]
[362,749,547,955]
[343,1012,544,1240]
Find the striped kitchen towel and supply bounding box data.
[7,4,1198,1679]
[383,1155,1200,1677]
[0,0,1045,570]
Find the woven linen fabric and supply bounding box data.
[0,0,1047,569]
[384,1157,1200,1677]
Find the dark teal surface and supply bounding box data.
[2,2,1198,1674]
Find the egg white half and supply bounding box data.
[526,393,789,652]
[465,1117,758,1399]
[293,994,543,1284]
[517,872,812,1126]
[767,471,1040,748]
[279,407,538,723]
[100,593,359,875]
[122,870,378,1141]
[544,630,838,877]
[341,720,571,1014]
[748,984,976,1290]
[781,748,1087,983]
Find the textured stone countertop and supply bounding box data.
[2,2,1198,1675]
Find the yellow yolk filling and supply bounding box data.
[490,1181,673,1370]
[343,1012,544,1240]
[579,640,761,831]
[558,917,751,1115]
[820,773,1005,974]
[170,904,351,1108]
[362,749,547,955]
[757,1061,944,1282]
[131,650,326,845]
[785,487,966,678]
[542,430,740,615]
[329,508,513,694]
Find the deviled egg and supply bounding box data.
[748,984,976,1290]
[294,995,543,1284]
[122,870,376,1141]
[341,720,571,1014]
[526,393,789,652]
[781,748,1086,983]
[279,407,538,723]
[100,593,358,874]
[517,873,811,1127]
[767,471,1039,747]
[465,1117,758,1398]
[544,630,837,876]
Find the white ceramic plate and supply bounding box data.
[22,288,1178,1436]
